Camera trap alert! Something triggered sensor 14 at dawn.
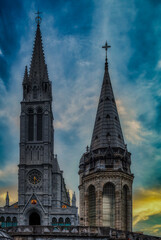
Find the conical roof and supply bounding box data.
[29,23,48,82]
[90,51,125,151]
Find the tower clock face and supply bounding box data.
[28,170,42,185]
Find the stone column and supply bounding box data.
[84,189,88,226]
[115,179,121,230]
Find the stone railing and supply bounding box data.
[5,226,161,240]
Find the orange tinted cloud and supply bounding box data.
[0,185,17,206]
[133,187,161,227]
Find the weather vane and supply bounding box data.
[35,10,42,25]
[102,41,111,63]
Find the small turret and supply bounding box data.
[23,66,28,84]
[72,192,76,207]
[23,66,29,100]
[5,192,9,207]
[67,190,70,204]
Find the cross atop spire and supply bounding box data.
[35,10,42,25]
[102,41,111,69]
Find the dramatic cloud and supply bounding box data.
[133,187,161,236]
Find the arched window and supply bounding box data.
[88,185,96,226]
[103,182,115,228]
[28,108,34,141]
[37,108,43,141]
[33,86,37,99]
[12,217,17,227]
[6,216,12,227]
[52,217,57,226]
[65,218,71,226]
[0,216,5,227]
[122,185,129,231]
[58,217,64,226]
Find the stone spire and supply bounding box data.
[72,192,76,207]
[23,66,28,84]
[5,192,9,207]
[90,42,125,151]
[29,19,48,83]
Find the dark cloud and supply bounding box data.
[128,0,161,82]
[39,0,95,36]
[0,0,25,87]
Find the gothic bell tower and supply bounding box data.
[18,14,54,225]
[79,42,134,231]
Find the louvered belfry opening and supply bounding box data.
[33,86,38,99]
[122,185,129,231]
[28,108,34,141]
[103,183,115,227]
[88,185,96,226]
[37,108,43,141]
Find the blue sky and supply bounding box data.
[0,0,161,235]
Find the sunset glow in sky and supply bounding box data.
[0,0,161,236]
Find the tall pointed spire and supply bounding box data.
[72,192,76,207]
[5,191,9,207]
[90,42,125,151]
[29,13,48,83]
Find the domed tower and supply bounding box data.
[79,42,134,231]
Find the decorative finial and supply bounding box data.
[35,10,42,25]
[102,41,111,68]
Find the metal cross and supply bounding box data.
[35,10,42,25]
[102,41,111,60]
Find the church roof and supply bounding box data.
[90,43,125,151]
[29,22,49,83]
[0,230,12,239]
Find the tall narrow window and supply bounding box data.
[58,217,64,226]
[65,218,71,226]
[122,185,128,231]
[88,185,96,226]
[28,108,34,141]
[52,217,57,226]
[37,108,43,141]
[12,217,17,227]
[33,86,37,99]
[103,183,115,228]
[6,217,12,227]
[0,217,5,227]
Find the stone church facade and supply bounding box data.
[79,43,134,231]
[0,18,78,227]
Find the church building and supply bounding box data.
[0,15,78,227]
[79,42,134,231]
[0,13,135,234]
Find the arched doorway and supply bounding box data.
[29,212,40,225]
